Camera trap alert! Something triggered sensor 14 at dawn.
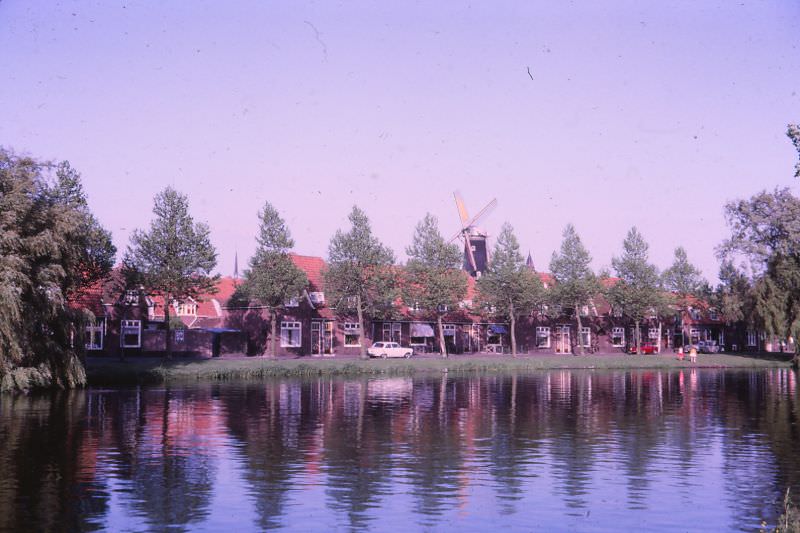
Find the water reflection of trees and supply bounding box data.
[0,391,109,531]
[2,368,800,529]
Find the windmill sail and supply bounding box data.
[451,192,496,278]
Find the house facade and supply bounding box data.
[70,254,791,358]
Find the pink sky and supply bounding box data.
[1,1,798,282]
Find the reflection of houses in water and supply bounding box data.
[367,378,413,403]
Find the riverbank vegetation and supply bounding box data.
[85,353,791,385]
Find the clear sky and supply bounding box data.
[2,1,798,282]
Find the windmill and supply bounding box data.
[449,192,497,278]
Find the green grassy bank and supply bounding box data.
[86,352,791,385]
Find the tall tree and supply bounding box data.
[549,224,599,355]
[477,223,544,357]
[607,227,664,355]
[720,188,800,362]
[0,149,115,390]
[242,202,308,357]
[752,253,800,356]
[403,214,466,358]
[662,246,706,347]
[123,187,218,359]
[324,206,396,359]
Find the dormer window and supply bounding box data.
[124,290,139,305]
[410,301,421,312]
[437,304,448,313]
[689,307,701,321]
[285,296,300,308]
[709,309,718,320]
[175,302,197,316]
[309,292,325,304]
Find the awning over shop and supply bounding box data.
[488,324,508,334]
[411,323,435,337]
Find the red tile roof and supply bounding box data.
[289,254,326,291]
[67,281,106,316]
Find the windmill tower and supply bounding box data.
[449,192,497,278]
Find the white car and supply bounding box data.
[367,342,413,359]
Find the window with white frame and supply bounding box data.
[709,309,718,320]
[580,305,590,317]
[580,327,591,347]
[285,296,300,308]
[280,321,302,347]
[120,320,141,348]
[747,331,757,347]
[611,327,625,347]
[343,322,361,347]
[536,327,551,348]
[648,328,659,340]
[437,304,449,313]
[443,324,457,337]
[309,292,325,304]
[409,301,421,313]
[124,290,139,305]
[382,322,401,343]
[175,329,185,343]
[690,328,700,343]
[175,301,197,316]
[612,306,623,318]
[85,319,104,350]
[689,307,701,320]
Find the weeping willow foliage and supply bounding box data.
[0,148,115,391]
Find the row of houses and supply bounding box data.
[70,253,789,358]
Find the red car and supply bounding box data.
[628,342,657,354]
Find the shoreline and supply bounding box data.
[85,352,793,385]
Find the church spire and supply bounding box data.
[526,251,535,271]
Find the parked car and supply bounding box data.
[629,342,657,354]
[367,342,413,359]
[698,340,720,354]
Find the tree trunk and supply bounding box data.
[356,295,367,360]
[635,320,641,355]
[269,308,277,359]
[575,301,584,355]
[509,300,517,358]
[164,292,172,359]
[437,315,447,358]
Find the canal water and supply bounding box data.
[1,369,798,532]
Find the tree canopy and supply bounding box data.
[324,206,396,358]
[123,187,218,358]
[662,247,705,298]
[715,259,754,326]
[788,123,800,179]
[404,214,466,357]
[477,222,544,356]
[242,202,308,357]
[0,148,115,390]
[719,188,800,270]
